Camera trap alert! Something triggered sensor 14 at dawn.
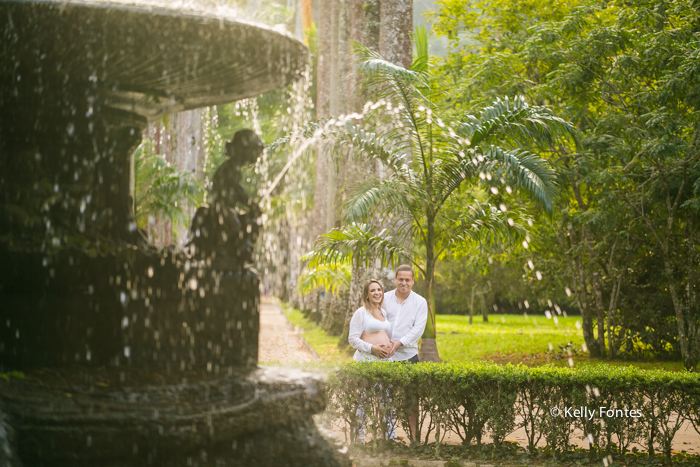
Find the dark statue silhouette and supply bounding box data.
[189,130,264,268]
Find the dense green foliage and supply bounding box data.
[427,0,700,367]
[327,362,700,463]
[133,139,204,235]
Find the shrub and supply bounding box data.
[326,361,700,460]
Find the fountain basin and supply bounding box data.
[0,366,346,466]
[1,0,308,121]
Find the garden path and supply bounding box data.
[258,297,318,363]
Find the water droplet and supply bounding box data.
[545,310,552,319]
[124,346,130,358]
[147,267,154,278]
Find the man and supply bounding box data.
[385,264,428,442]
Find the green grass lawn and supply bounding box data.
[436,313,584,363]
[283,304,686,371]
[435,314,685,371]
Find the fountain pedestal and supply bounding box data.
[0,2,349,465]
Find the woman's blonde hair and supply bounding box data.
[362,279,384,311]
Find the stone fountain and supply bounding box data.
[0,1,349,465]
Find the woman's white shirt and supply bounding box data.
[348,306,393,362]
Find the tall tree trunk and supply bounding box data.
[421,215,441,362]
[605,243,625,358]
[338,0,381,345]
[379,0,412,69]
[349,0,366,112]
[558,225,602,358]
[481,291,488,323]
[312,0,334,321]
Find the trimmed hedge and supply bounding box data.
[325,362,700,462]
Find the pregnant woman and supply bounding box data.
[348,279,393,361]
[348,279,396,442]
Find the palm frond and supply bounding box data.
[455,96,577,148]
[332,122,410,167]
[410,25,430,74]
[481,146,559,212]
[297,263,352,296]
[354,43,431,90]
[353,41,432,138]
[342,172,424,223]
[433,152,481,203]
[438,202,529,250]
[305,223,411,269]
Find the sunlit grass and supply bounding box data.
[436,313,584,363]
[283,305,685,371]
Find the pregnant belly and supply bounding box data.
[361,331,391,346]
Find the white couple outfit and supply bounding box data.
[348,290,429,362]
[348,306,394,362]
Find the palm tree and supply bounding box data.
[273,27,576,353]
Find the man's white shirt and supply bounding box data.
[384,289,428,361]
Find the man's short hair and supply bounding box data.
[395,264,414,278]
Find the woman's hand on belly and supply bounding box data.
[361,331,392,358]
[371,343,391,359]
